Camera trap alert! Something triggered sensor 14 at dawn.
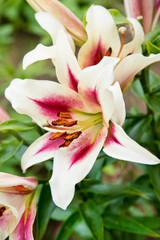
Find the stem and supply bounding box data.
[11,131,30,147]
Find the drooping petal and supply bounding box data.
[114,53,160,89]
[78,57,119,113]
[23,44,56,70]
[141,0,154,33]
[5,79,86,127]
[50,125,107,209]
[10,191,37,240]
[109,82,126,126]
[21,132,65,172]
[152,0,160,30]
[55,29,81,92]
[0,173,37,193]
[120,18,144,58]
[103,122,160,164]
[78,5,120,69]
[35,12,75,51]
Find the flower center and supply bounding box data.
[44,111,103,148]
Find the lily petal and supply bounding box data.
[0,173,37,193]
[120,18,144,58]
[124,0,140,18]
[109,82,126,126]
[5,79,86,127]
[0,208,19,240]
[10,191,37,240]
[78,57,119,113]
[55,29,81,92]
[50,125,107,209]
[103,122,160,164]
[114,53,160,89]
[35,12,75,51]
[21,132,65,172]
[23,44,56,70]
[78,5,120,69]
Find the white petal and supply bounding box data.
[78,5,120,68]
[35,12,75,51]
[109,82,126,126]
[120,18,144,58]
[77,57,119,115]
[21,132,65,172]
[55,29,81,91]
[50,125,107,209]
[103,122,160,165]
[23,44,56,70]
[5,79,86,127]
[114,53,160,89]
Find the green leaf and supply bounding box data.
[36,184,56,240]
[134,216,160,230]
[55,211,80,240]
[145,92,160,113]
[0,119,35,132]
[149,71,160,93]
[149,165,160,201]
[103,214,160,237]
[79,199,104,240]
[109,9,129,25]
[80,181,149,200]
[145,37,160,55]
[0,139,23,164]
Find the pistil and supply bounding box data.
[117,26,127,58]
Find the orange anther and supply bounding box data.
[59,140,72,148]
[105,47,112,56]
[57,112,72,119]
[64,131,82,140]
[0,207,6,217]
[52,119,69,126]
[64,120,77,127]
[50,132,66,140]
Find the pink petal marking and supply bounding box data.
[70,144,91,169]
[68,65,79,92]
[84,87,100,107]
[106,122,123,146]
[34,132,65,156]
[29,95,82,119]
[82,39,106,69]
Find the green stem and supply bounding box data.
[11,131,30,147]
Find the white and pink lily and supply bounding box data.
[23,5,160,90]
[124,0,160,33]
[5,30,160,210]
[0,172,37,240]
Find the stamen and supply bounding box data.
[50,132,66,140]
[105,47,112,56]
[117,26,127,58]
[57,112,72,119]
[0,206,6,217]
[59,140,72,148]
[64,120,77,127]
[64,131,82,140]
[52,119,69,126]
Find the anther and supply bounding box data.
[52,119,69,126]
[117,26,127,57]
[105,47,112,56]
[59,140,72,148]
[64,120,77,127]
[50,132,66,140]
[0,206,6,217]
[57,112,72,119]
[64,131,82,140]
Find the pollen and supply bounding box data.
[64,131,82,140]
[57,112,72,119]
[50,132,66,140]
[52,119,69,126]
[105,47,112,56]
[64,120,77,127]
[59,140,72,148]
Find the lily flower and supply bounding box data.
[23,5,160,90]
[26,0,87,45]
[5,30,160,210]
[0,172,37,240]
[0,105,10,123]
[124,0,160,33]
